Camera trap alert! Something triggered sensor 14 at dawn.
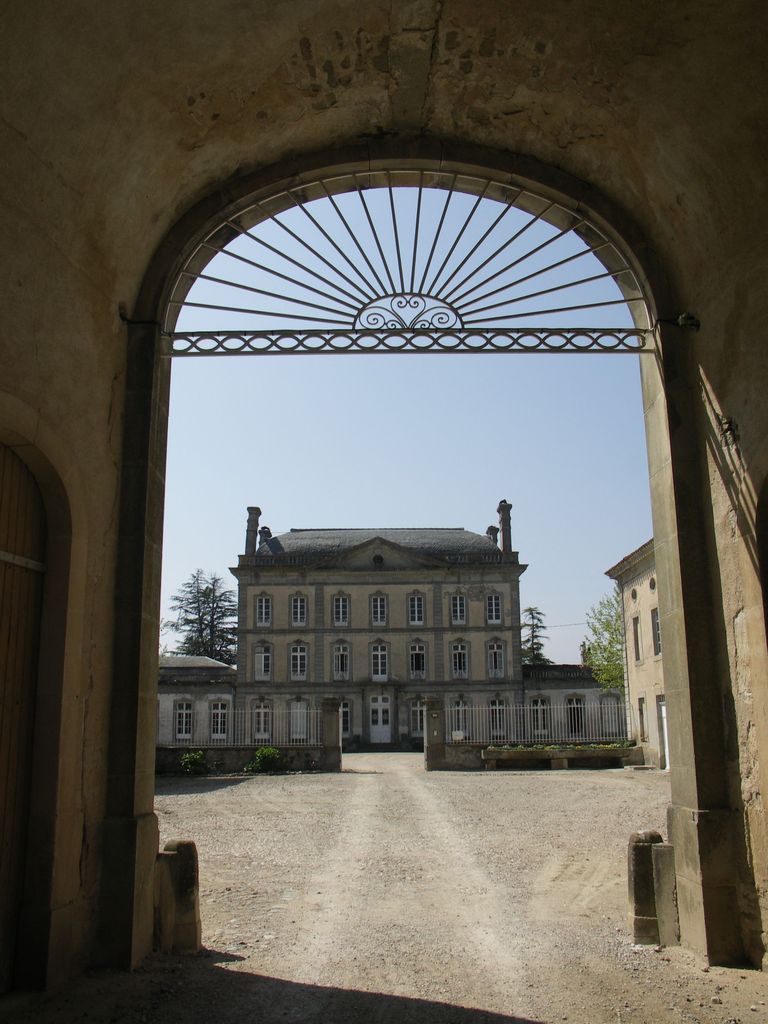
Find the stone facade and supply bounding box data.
[231,502,526,749]
[156,655,236,747]
[1,0,768,989]
[607,542,668,768]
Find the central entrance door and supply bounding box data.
[369,695,391,743]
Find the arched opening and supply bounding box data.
[110,143,755,979]
[0,444,46,992]
[0,424,74,992]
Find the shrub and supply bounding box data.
[179,749,208,775]
[244,746,282,774]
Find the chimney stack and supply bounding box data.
[497,499,512,556]
[245,506,261,555]
[486,525,500,546]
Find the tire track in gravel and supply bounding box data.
[269,757,536,1019]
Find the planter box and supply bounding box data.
[481,746,639,770]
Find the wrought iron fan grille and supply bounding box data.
[164,170,653,356]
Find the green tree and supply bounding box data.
[582,586,625,690]
[521,606,552,665]
[169,569,238,664]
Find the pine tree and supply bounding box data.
[169,569,238,664]
[521,606,552,665]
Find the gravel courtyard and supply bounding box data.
[7,754,768,1024]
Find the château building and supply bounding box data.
[231,502,526,747]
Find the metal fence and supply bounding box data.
[156,707,324,748]
[445,702,627,745]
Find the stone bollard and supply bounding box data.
[154,839,202,954]
[652,842,680,947]
[628,829,663,943]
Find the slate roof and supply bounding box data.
[256,528,502,561]
[159,655,234,670]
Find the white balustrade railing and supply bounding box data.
[446,702,627,745]
[156,707,324,748]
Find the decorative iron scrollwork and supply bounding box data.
[354,294,462,331]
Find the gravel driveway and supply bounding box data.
[7,754,768,1024]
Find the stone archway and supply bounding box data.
[112,141,759,970]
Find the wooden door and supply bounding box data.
[0,444,46,992]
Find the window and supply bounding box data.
[256,594,271,626]
[410,699,425,736]
[175,701,192,741]
[487,641,504,679]
[638,696,648,742]
[333,642,350,681]
[452,642,468,679]
[408,593,424,625]
[452,699,470,735]
[409,641,426,680]
[651,607,662,656]
[632,615,642,662]
[252,701,271,741]
[489,698,506,739]
[291,643,307,680]
[530,697,550,737]
[333,594,349,626]
[371,594,387,625]
[210,701,228,741]
[291,594,308,626]
[253,644,271,680]
[566,696,585,737]
[290,699,309,741]
[450,594,466,625]
[340,700,351,737]
[372,643,388,681]
[486,593,502,624]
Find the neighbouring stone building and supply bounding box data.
[607,541,668,768]
[156,655,236,746]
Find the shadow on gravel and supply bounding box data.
[154,776,253,795]
[4,952,546,1024]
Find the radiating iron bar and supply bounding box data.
[386,174,406,294]
[424,179,493,296]
[409,175,423,294]
[459,245,621,314]
[196,243,359,312]
[430,189,522,299]
[174,300,351,324]
[441,200,559,304]
[462,298,635,323]
[187,271,358,318]
[417,174,458,293]
[449,212,587,307]
[460,264,631,319]
[249,205,372,304]
[226,220,365,306]
[456,229,613,312]
[286,187,378,302]
[352,174,398,294]
[319,181,389,296]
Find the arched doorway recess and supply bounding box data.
[113,144,754,971]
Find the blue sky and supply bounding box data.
[161,349,651,662]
